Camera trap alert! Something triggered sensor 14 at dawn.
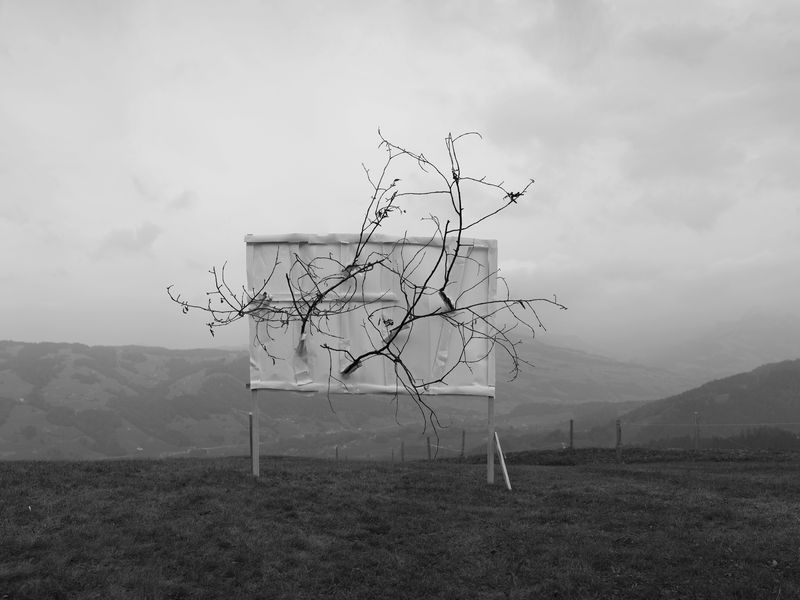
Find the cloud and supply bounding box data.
[167,190,196,211]
[93,221,162,259]
[509,0,614,74]
[0,200,31,225]
[131,176,158,203]
[622,109,746,183]
[2,0,797,356]
[131,175,196,211]
[633,186,736,231]
[629,24,726,65]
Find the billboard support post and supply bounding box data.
[487,395,495,484]
[251,388,260,478]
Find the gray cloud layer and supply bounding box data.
[1,0,797,356]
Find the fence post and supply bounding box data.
[569,419,574,451]
[615,419,622,463]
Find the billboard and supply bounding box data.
[245,233,497,397]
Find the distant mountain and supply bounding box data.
[0,339,693,460]
[0,341,424,460]
[0,341,249,459]
[611,359,800,445]
[504,340,692,408]
[640,313,800,387]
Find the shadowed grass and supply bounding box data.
[2,451,799,599]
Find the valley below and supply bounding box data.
[2,322,800,462]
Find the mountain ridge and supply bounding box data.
[0,338,692,459]
[611,358,800,445]
[4,334,799,459]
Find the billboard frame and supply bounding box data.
[244,232,501,483]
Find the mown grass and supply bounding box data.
[2,450,799,599]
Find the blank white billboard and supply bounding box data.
[245,233,497,397]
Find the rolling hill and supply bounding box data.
[0,339,692,460]
[612,358,800,445]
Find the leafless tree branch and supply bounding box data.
[167,131,567,438]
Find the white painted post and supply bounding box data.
[251,388,260,477]
[494,432,512,491]
[487,395,495,484]
[248,412,253,459]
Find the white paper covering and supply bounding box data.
[245,233,497,397]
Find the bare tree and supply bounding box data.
[167,131,566,432]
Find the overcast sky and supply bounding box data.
[1,0,798,360]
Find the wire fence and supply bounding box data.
[329,430,472,463]
[301,419,800,463]
[241,413,800,463]
[542,419,800,453]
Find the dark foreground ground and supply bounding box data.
[2,448,799,599]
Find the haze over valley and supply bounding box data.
[3,312,799,461]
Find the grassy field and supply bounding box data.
[2,449,799,599]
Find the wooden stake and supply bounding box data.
[569,419,574,451]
